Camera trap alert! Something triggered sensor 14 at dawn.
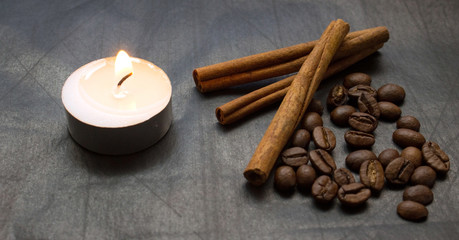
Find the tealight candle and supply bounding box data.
[62,50,172,155]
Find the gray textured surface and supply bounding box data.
[1,0,459,239]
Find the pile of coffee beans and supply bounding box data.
[274,95,372,207]
[273,72,450,222]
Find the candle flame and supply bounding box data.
[115,50,133,80]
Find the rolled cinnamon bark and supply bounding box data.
[194,26,388,93]
[194,27,383,82]
[216,43,384,125]
[244,19,350,186]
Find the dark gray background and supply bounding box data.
[1,0,458,239]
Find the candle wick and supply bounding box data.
[117,72,133,87]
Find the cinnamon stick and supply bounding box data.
[216,43,384,125]
[194,27,382,82]
[194,26,388,93]
[244,19,350,186]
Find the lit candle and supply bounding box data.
[62,50,172,155]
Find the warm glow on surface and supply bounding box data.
[115,50,133,79]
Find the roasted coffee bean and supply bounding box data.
[403,185,433,205]
[330,105,356,127]
[411,166,436,188]
[348,85,377,101]
[346,150,378,172]
[281,147,309,167]
[396,116,421,132]
[274,166,296,191]
[378,148,400,169]
[397,201,428,221]
[392,128,426,148]
[378,101,401,121]
[291,129,310,148]
[333,168,355,187]
[338,183,371,207]
[309,149,337,175]
[377,83,405,104]
[358,93,380,119]
[311,175,338,203]
[385,157,415,185]
[301,112,323,133]
[306,98,324,116]
[327,85,348,109]
[312,126,336,151]
[348,112,378,133]
[401,147,423,168]
[344,130,375,148]
[422,141,450,174]
[359,160,385,192]
[343,72,372,89]
[296,165,317,191]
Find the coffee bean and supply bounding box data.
[344,130,375,148]
[330,105,356,127]
[378,101,401,121]
[301,112,323,133]
[348,85,377,101]
[358,93,380,119]
[291,129,310,148]
[311,175,338,203]
[396,116,421,132]
[346,150,378,172]
[422,141,450,174]
[348,112,378,133]
[377,83,405,104]
[392,128,426,148]
[306,98,324,116]
[403,185,433,205]
[397,201,428,221]
[327,85,348,109]
[274,166,296,191]
[296,165,317,191]
[309,149,337,175]
[378,148,400,169]
[338,183,371,207]
[401,147,423,168]
[312,126,336,151]
[359,160,385,192]
[343,73,372,89]
[281,147,309,168]
[411,166,436,188]
[385,157,415,185]
[333,168,355,187]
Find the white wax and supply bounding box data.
[62,57,171,128]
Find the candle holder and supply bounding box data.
[65,101,172,155]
